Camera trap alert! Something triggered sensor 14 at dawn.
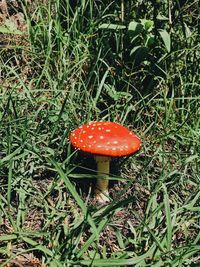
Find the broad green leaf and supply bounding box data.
[159,29,171,52]
[140,19,154,31]
[145,34,155,47]
[128,21,143,34]
[0,19,23,34]
[130,45,142,56]
[184,22,192,38]
[130,46,149,65]
[157,14,169,21]
[99,23,126,30]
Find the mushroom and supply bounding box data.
[69,121,141,203]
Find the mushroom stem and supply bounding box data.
[95,156,111,203]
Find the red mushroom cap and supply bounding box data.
[69,121,141,157]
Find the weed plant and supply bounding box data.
[0,0,199,266]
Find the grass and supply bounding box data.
[0,0,199,266]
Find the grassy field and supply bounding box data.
[0,0,199,266]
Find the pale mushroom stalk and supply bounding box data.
[94,156,111,203]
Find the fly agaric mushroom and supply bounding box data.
[69,122,141,203]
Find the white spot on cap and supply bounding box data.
[105,129,111,132]
[112,148,116,151]
[82,130,86,133]
[100,136,104,139]
[129,132,133,135]
[98,127,102,130]
[91,127,94,130]
[88,135,93,139]
[80,140,83,143]
[93,140,97,144]
[113,141,118,144]
[97,145,102,148]
[107,142,111,145]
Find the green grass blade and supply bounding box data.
[7,160,13,209]
[76,245,156,266]
[47,156,98,237]
[162,184,172,251]
[76,218,108,258]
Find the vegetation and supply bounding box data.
[0,0,199,266]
